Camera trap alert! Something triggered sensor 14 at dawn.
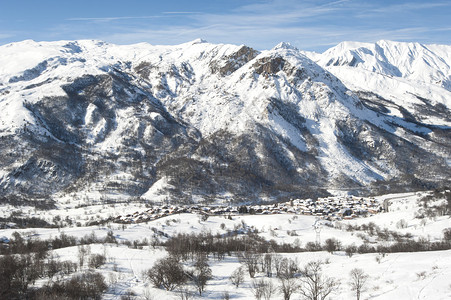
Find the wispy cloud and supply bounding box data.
[20,0,450,51]
[96,23,363,51]
[229,0,353,21]
[0,32,15,41]
[363,1,451,14]
[355,1,451,19]
[68,16,161,22]
[163,12,201,15]
[234,0,350,13]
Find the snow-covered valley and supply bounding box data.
[1,190,450,299]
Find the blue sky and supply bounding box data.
[0,0,450,52]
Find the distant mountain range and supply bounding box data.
[0,39,449,204]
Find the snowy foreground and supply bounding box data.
[1,191,450,299]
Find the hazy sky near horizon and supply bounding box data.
[1,0,450,52]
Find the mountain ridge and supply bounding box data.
[0,39,449,205]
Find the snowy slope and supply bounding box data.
[0,39,450,203]
[304,40,451,126]
[313,40,451,90]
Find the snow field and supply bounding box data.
[1,191,450,299]
[27,241,451,299]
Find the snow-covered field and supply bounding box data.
[43,243,450,300]
[1,190,450,299]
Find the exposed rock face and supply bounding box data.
[253,56,286,75]
[0,39,449,204]
[210,45,259,76]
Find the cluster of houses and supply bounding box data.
[113,195,384,224]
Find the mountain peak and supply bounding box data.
[312,39,451,92]
[272,42,298,51]
[189,38,208,45]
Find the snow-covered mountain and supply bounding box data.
[312,40,451,89]
[0,39,449,204]
[304,40,451,126]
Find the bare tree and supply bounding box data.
[177,287,195,300]
[142,288,154,300]
[78,245,90,269]
[251,278,277,300]
[272,254,283,277]
[251,279,265,300]
[238,251,261,278]
[263,253,273,277]
[275,257,299,279]
[298,260,339,300]
[189,254,212,295]
[276,256,300,300]
[230,266,245,288]
[279,277,299,300]
[0,254,39,299]
[45,253,61,279]
[349,268,368,300]
[262,279,277,300]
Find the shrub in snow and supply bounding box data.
[305,241,322,252]
[345,244,357,257]
[230,267,245,288]
[222,291,230,300]
[324,238,341,254]
[416,271,427,280]
[37,271,107,300]
[146,255,186,291]
[443,228,451,241]
[396,219,408,229]
[88,253,106,269]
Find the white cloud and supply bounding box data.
[67,16,161,22]
[364,1,451,14]
[162,12,201,15]
[25,0,451,52]
[0,33,15,40]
